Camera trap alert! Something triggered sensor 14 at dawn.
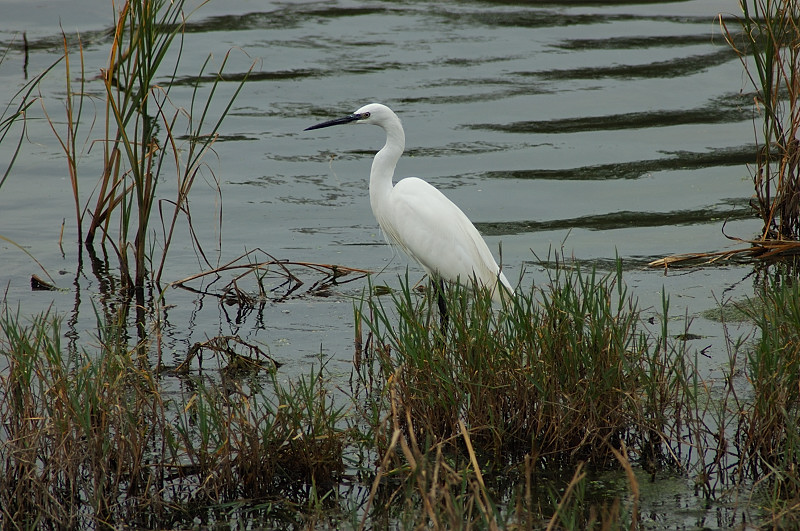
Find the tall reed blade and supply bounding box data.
[722,0,800,240]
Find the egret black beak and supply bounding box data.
[304,113,361,131]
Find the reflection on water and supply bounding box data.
[0,0,764,527]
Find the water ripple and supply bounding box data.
[520,48,736,81]
[481,146,755,181]
[467,94,753,134]
[475,200,753,236]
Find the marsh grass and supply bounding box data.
[735,276,800,525]
[355,263,688,467]
[0,260,660,528]
[722,0,800,242]
[172,355,348,504]
[355,385,637,530]
[4,257,800,527]
[350,261,797,527]
[347,262,689,528]
[0,304,349,528]
[45,0,251,294]
[0,307,170,528]
[664,267,800,522]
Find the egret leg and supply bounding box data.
[435,278,449,336]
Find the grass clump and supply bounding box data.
[723,0,800,241]
[0,305,349,528]
[356,262,686,467]
[173,357,347,505]
[0,308,169,528]
[350,260,688,528]
[736,277,800,525]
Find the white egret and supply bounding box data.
[305,103,514,313]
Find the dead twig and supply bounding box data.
[649,239,800,270]
[174,334,281,375]
[170,248,371,302]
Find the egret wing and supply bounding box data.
[376,177,503,289]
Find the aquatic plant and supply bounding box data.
[651,0,800,267]
[0,44,60,272]
[349,260,688,528]
[3,256,800,527]
[354,262,688,466]
[0,61,54,191]
[723,0,800,242]
[0,304,349,528]
[44,0,251,294]
[738,275,800,526]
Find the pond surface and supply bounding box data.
[0,0,765,527]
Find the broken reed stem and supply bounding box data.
[359,428,402,531]
[649,236,800,269]
[611,442,640,530]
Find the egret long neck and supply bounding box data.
[369,120,405,211]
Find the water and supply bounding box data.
[0,0,764,526]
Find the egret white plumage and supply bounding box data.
[305,103,514,307]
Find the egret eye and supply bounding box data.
[362,112,371,119]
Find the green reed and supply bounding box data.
[0,49,59,272]
[46,0,250,293]
[737,274,800,525]
[355,262,688,467]
[0,62,56,191]
[722,0,800,240]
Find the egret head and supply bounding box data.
[304,103,396,131]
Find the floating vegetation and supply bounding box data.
[176,334,282,376]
